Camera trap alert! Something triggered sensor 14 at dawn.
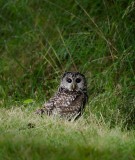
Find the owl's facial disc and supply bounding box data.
[60,72,86,92]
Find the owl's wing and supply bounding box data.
[35,91,69,115]
[35,93,56,115]
[36,91,86,118]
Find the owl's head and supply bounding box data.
[59,72,87,92]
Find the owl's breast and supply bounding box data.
[52,90,85,119]
[54,91,79,107]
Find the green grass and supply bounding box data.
[0,107,135,160]
[0,0,135,159]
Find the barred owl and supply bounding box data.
[36,72,88,120]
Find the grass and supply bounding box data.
[0,0,135,159]
[0,107,135,160]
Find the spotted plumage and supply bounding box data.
[36,72,88,120]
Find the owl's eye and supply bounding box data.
[76,78,81,83]
[66,78,72,83]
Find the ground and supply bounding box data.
[0,107,135,160]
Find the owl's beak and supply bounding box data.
[71,83,76,91]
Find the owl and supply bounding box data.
[36,72,88,120]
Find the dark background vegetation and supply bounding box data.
[0,0,135,128]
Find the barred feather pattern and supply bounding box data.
[36,72,88,120]
[36,89,87,120]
